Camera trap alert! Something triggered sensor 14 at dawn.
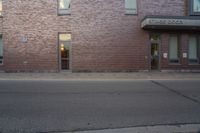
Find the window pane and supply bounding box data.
[59,0,71,10]
[193,0,200,12]
[0,0,2,16]
[0,36,3,59]
[169,35,178,60]
[125,0,137,14]
[189,36,198,59]
[59,34,71,41]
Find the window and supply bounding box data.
[0,0,2,16]
[58,0,71,15]
[125,0,137,14]
[0,35,3,64]
[188,36,199,64]
[189,0,200,15]
[169,35,180,63]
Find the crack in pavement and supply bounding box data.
[151,80,200,105]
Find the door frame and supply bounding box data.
[149,33,161,71]
[58,32,72,72]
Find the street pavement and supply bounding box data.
[0,80,200,133]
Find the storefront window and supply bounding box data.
[188,36,199,64]
[169,35,179,63]
[0,35,3,64]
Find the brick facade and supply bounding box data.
[0,0,199,72]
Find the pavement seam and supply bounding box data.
[151,80,200,105]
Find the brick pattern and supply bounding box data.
[2,0,71,72]
[0,0,199,72]
[71,0,149,71]
[139,0,186,18]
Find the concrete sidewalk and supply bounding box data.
[0,72,200,80]
[65,124,200,133]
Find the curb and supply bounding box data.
[63,124,200,133]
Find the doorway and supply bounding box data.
[61,44,70,70]
[150,34,160,70]
[59,33,71,71]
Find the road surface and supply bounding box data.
[0,80,200,133]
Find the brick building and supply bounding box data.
[0,0,199,72]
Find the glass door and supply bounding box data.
[61,43,70,70]
[150,34,160,70]
[151,43,159,70]
[59,33,71,70]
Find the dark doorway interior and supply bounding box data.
[151,43,159,70]
[61,44,70,70]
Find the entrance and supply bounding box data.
[61,44,70,70]
[150,34,160,70]
[59,33,71,70]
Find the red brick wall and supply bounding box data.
[1,0,199,72]
[139,0,186,18]
[2,0,72,72]
[71,0,149,71]
[71,0,187,71]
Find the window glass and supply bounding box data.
[189,37,198,59]
[59,34,71,41]
[0,35,3,64]
[189,36,199,63]
[193,0,200,12]
[0,0,2,16]
[125,0,137,14]
[59,33,71,70]
[58,0,71,15]
[169,35,179,63]
[59,0,71,10]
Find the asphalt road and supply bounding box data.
[0,80,200,133]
